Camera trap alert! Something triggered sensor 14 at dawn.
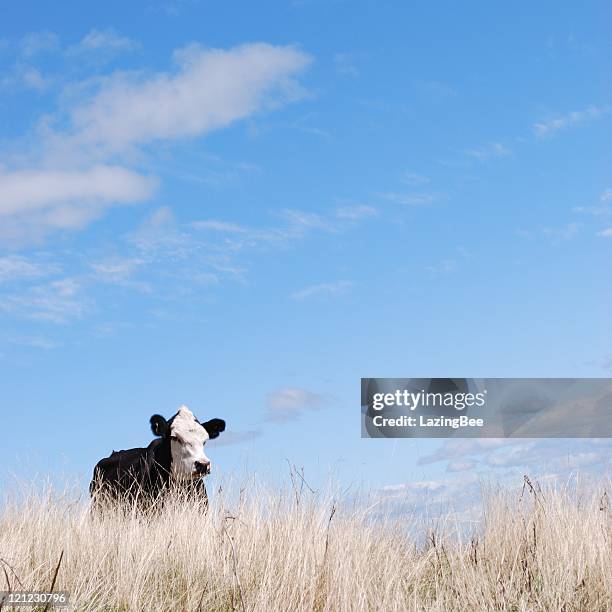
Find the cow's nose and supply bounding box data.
[195,460,211,475]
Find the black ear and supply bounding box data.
[201,418,226,439]
[150,414,168,437]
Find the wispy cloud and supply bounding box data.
[0,196,373,325]
[574,188,612,216]
[542,222,580,241]
[417,80,457,102]
[192,206,350,253]
[533,105,609,137]
[0,63,50,92]
[333,53,360,77]
[0,255,57,283]
[191,220,249,233]
[155,0,199,17]
[68,29,139,56]
[376,164,440,206]
[597,228,612,237]
[264,387,332,423]
[19,31,60,57]
[425,247,469,276]
[291,280,353,301]
[0,278,88,323]
[129,204,370,291]
[191,203,372,255]
[400,172,430,186]
[447,458,477,473]
[334,204,377,221]
[161,158,261,188]
[210,429,262,446]
[277,209,331,232]
[89,257,148,287]
[378,192,438,206]
[6,335,59,350]
[425,258,457,275]
[465,142,511,161]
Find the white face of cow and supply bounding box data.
[169,406,210,481]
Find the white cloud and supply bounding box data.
[65,43,311,155]
[1,43,310,245]
[597,228,612,237]
[533,105,609,137]
[0,166,155,217]
[0,166,156,243]
[291,280,353,301]
[264,387,332,423]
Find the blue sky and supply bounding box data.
[1,1,611,504]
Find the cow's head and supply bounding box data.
[150,405,226,480]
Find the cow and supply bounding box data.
[90,405,226,509]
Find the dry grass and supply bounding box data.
[0,475,610,611]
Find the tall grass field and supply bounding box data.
[0,476,609,611]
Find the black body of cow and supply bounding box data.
[90,412,225,509]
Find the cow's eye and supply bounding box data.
[170,435,182,444]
